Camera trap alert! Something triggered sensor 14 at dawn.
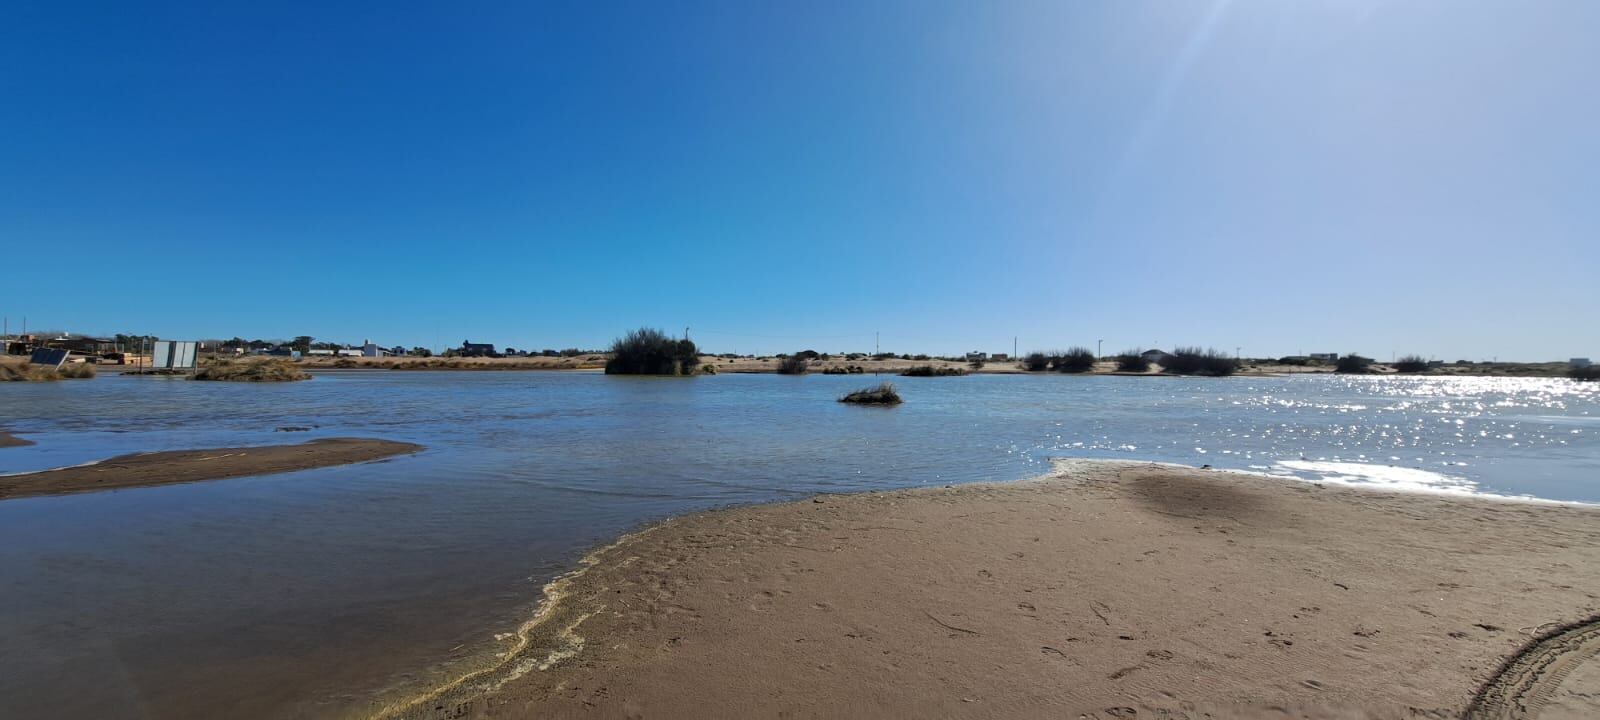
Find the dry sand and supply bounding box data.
[387,461,1600,720]
[0,437,422,501]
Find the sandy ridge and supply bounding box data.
[0,438,423,500]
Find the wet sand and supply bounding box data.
[0,438,422,501]
[389,461,1600,720]
[0,431,35,448]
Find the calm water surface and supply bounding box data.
[1,371,1596,718]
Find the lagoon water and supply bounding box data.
[2,371,1597,718]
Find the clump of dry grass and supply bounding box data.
[193,358,310,382]
[1,356,97,381]
[900,365,965,377]
[57,362,97,379]
[839,382,903,405]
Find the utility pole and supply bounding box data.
[1013,336,1017,359]
[1236,346,1242,361]
[684,326,690,342]
[1097,339,1103,360]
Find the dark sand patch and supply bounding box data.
[0,438,422,501]
[383,461,1600,720]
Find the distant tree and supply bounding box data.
[1161,347,1239,376]
[796,350,820,360]
[605,328,700,375]
[1393,355,1429,373]
[410,347,433,358]
[1021,352,1051,371]
[291,336,314,353]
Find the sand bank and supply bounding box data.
[391,461,1600,720]
[0,438,421,501]
[0,431,35,448]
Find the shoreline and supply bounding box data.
[379,460,1600,719]
[0,438,423,501]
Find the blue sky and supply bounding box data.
[3,1,1595,359]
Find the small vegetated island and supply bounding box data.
[604,328,701,376]
[839,382,902,405]
[193,358,310,382]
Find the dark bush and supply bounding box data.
[1161,347,1239,376]
[1393,355,1429,373]
[839,383,902,405]
[1277,356,1312,366]
[796,350,820,360]
[1336,355,1374,373]
[1021,352,1051,372]
[777,356,809,374]
[1569,366,1600,381]
[901,365,966,377]
[605,328,700,376]
[1052,347,1097,373]
[1115,351,1150,373]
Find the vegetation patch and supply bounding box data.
[839,383,903,405]
[1393,355,1430,373]
[193,358,310,382]
[900,365,965,377]
[777,356,809,375]
[822,365,866,375]
[1570,366,1600,381]
[604,328,700,376]
[1160,347,1240,376]
[1336,355,1376,374]
[1115,351,1151,373]
[1052,348,1097,373]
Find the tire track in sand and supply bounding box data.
[1465,613,1600,719]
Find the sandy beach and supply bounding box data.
[388,461,1600,720]
[0,438,422,501]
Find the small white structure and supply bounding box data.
[151,341,199,369]
[362,340,390,357]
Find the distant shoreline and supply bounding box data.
[262,355,1580,379]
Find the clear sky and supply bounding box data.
[3,1,1596,360]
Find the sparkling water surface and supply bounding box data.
[1,371,1596,718]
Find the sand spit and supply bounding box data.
[0,431,35,448]
[382,460,1600,720]
[0,438,422,501]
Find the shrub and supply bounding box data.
[1161,347,1239,376]
[968,358,985,370]
[1393,355,1429,373]
[1336,355,1374,373]
[193,358,310,382]
[1277,356,1312,366]
[901,365,965,377]
[1569,366,1600,381]
[839,383,903,405]
[1,357,61,381]
[1052,347,1097,373]
[796,350,821,360]
[58,362,97,379]
[1115,351,1150,373]
[605,328,700,376]
[777,356,809,375]
[1021,352,1051,372]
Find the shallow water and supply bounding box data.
[1,371,1595,718]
